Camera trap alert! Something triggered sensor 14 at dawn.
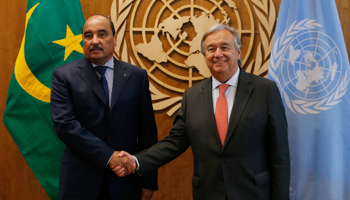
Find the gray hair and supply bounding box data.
[200,24,242,67]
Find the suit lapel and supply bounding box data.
[199,77,223,149]
[223,69,253,148]
[76,58,109,106]
[110,58,130,109]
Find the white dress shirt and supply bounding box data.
[212,67,240,122]
[92,57,114,108]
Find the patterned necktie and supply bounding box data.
[95,66,109,102]
[215,84,229,145]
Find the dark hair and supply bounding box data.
[201,24,242,67]
[108,17,116,36]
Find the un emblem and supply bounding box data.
[270,19,349,114]
[111,0,277,116]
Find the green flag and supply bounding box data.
[3,0,85,199]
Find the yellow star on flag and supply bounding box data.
[53,25,84,61]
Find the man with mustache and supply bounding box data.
[51,14,158,200]
[115,24,290,200]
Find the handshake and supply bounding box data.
[108,151,137,177]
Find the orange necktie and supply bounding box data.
[215,84,229,145]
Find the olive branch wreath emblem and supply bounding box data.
[269,19,349,114]
[110,0,278,116]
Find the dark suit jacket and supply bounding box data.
[51,57,158,200]
[135,69,290,200]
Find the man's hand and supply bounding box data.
[110,165,129,177]
[108,151,135,175]
[109,151,137,177]
[141,188,154,200]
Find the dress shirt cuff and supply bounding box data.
[133,155,140,171]
[106,154,112,166]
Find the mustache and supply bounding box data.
[89,45,103,51]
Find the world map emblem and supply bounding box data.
[269,19,349,114]
[111,0,277,116]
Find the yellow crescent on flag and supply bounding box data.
[14,3,51,103]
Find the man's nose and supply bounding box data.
[92,35,99,44]
[214,48,223,57]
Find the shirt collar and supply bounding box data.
[212,67,240,90]
[92,57,114,69]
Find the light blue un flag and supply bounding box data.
[268,0,350,199]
